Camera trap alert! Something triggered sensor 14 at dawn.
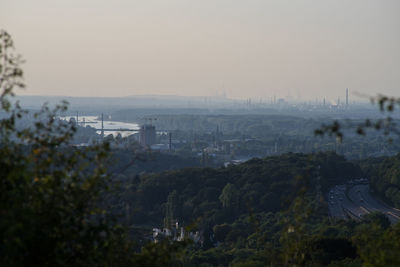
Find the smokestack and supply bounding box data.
[169,132,172,152]
[346,88,349,107]
[101,113,104,138]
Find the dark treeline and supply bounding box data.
[101,151,400,266]
[115,152,361,226]
[361,154,400,208]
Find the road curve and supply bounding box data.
[328,183,400,224]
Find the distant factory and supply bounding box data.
[139,124,156,148]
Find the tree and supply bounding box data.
[219,183,239,209]
[0,29,137,266]
[164,190,179,228]
[352,223,400,267]
[213,223,232,242]
[361,212,391,230]
[0,30,193,266]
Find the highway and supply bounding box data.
[328,183,400,224]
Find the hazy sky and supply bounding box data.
[2,0,399,100]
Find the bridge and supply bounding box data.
[94,128,169,132]
[74,113,169,136]
[95,128,139,132]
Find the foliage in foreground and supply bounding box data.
[0,29,191,267]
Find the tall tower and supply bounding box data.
[101,113,104,138]
[346,88,349,107]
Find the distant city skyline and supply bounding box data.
[2,0,399,100]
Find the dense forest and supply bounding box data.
[102,151,400,266]
[361,154,400,208]
[107,149,202,177]
[116,152,361,226]
[93,125,400,266]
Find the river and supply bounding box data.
[61,116,140,137]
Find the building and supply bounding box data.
[139,124,156,147]
[152,221,201,244]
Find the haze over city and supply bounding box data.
[2,0,399,100]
